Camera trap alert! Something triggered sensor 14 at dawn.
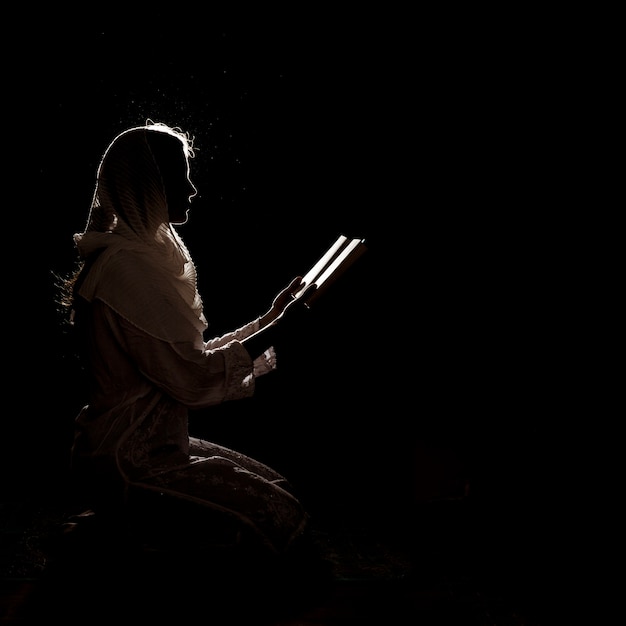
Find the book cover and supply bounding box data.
[293,234,367,307]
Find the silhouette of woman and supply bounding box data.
[60,121,313,558]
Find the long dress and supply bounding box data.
[70,250,309,556]
[68,124,309,558]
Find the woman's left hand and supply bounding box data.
[259,276,303,328]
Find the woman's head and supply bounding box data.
[88,122,197,237]
[69,122,206,335]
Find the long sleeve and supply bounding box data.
[204,318,260,350]
[205,319,278,380]
[93,300,256,409]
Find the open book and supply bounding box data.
[292,234,367,307]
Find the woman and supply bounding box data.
[60,121,313,559]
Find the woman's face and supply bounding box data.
[158,141,198,225]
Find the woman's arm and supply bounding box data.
[100,301,256,408]
[204,276,304,350]
[258,276,303,329]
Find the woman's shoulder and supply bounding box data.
[98,245,160,274]
[84,246,165,301]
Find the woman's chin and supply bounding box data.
[170,211,190,226]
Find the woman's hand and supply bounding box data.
[243,279,314,362]
[259,276,304,328]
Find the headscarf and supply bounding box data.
[74,123,208,342]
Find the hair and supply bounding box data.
[56,121,196,317]
[144,120,196,159]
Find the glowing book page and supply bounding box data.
[293,234,367,307]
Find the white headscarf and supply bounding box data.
[74,123,208,342]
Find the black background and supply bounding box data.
[3,10,594,608]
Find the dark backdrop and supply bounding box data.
[3,14,584,595]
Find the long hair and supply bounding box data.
[57,122,196,321]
